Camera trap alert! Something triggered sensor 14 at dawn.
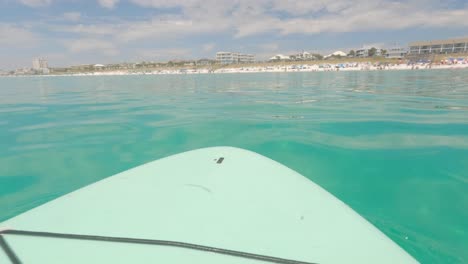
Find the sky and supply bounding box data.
[0,0,467,69]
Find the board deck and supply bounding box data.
[0,147,418,263]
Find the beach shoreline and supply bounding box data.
[2,61,468,77]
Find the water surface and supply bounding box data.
[1,70,467,263]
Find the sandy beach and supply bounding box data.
[59,60,468,77]
[3,60,468,78]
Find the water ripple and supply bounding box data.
[1,70,468,263]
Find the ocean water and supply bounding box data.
[1,70,467,263]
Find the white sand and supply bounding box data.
[3,60,468,78]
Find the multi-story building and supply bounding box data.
[32,58,48,70]
[289,51,319,61]
[386,46,407,59]
[355,49,368,58]
[196,59,214,66]
[269,54,291,61]
[356,47,382,58]
[409,38,468,54]
[238,53,255,63]
[216,52,255,64]
[14,68,33,75]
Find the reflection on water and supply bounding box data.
[1,70,468,263]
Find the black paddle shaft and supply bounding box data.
[0,229,317,264]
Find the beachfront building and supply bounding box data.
[105,63,133,70]
[324,51,347,59]
[93,64,105,71]
[14,68,33,75]
[70,64,94,71]
[238,53,255,63]
[355,49,367,57]
[356,47,382,58]
[290,51,317,61]
[386,46,407,59]
[32,58,49,74]
[269,54,291,61]
[409,38,468,54]
[196,59,214,66]
[32,58,48,70]
[216,52,255,64]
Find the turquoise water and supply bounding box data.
[1,70,467,263]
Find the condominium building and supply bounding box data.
[386,46,407,59]
[269,54,291,61]
[355,49,368,58]
[409,38,468,54]
[216,52,255,64]
[356,47,382,58]
[196,59,213,66]
[32,58,48,70]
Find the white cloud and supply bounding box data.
[43,0,468,46]
[117,16,229,42]
[234,16,279,38]
[0,24,38,46]
[18,0,52,7]
[4,0,468,68]
[260,43,279,52]
[66,38,119,56]
[202,43,215,52]
[97,0,119,9]
[271,0,388,16]
[135,48,192,61]
[360,43,385,49]
[127,0,468,38]
[67,24,117,35]
[130,0,202,9]
[278,8,468,36]
[62,12,81,22]
[48,16,226,43]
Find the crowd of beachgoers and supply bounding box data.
[213,58,468,74]
[71,58,468,76]
[4,58,468,77]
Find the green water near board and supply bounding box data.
[0,70,467,263]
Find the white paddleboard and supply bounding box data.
[0,147,418,263]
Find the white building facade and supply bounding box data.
[216,52,255,64]
[32,58,48,70]
[355,49,368,58]
[290,51,317,60]
[356,48,382,58]
[386,47,407,59]
[269,54,291,61]
[409,38,468,54]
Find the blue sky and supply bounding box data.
[0,0,467,69]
